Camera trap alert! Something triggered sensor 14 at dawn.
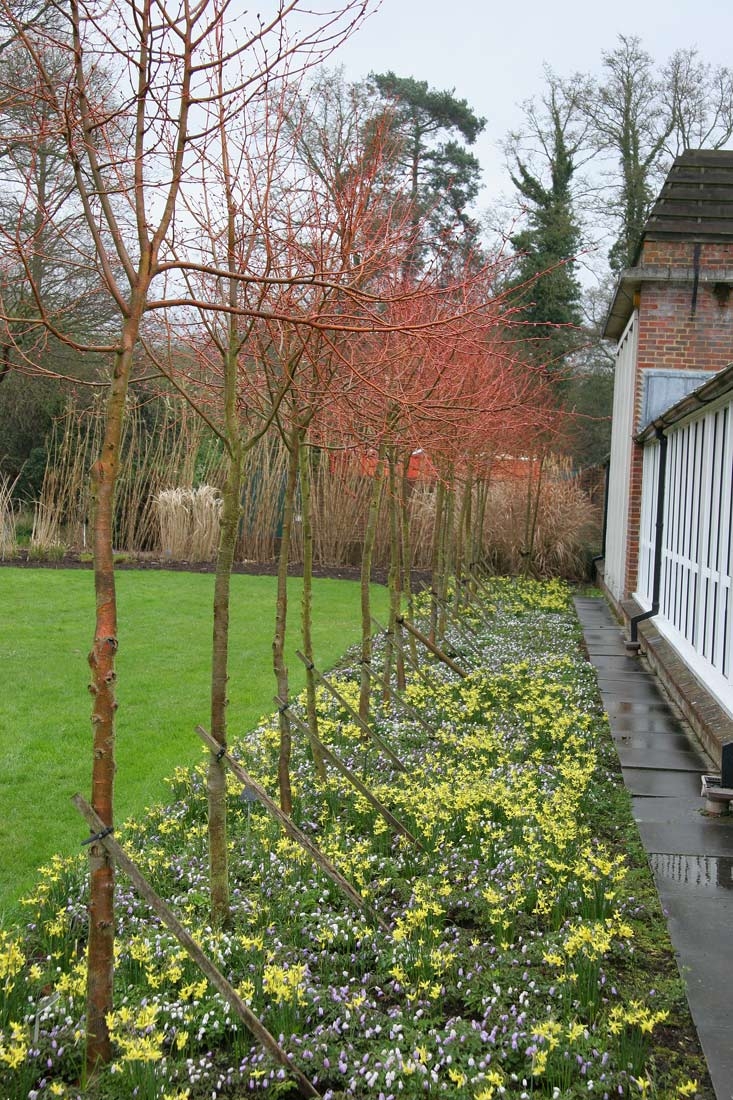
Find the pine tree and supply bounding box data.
[367,71,485,271]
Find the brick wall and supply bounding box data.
[641,239,733,269]
[637,285,733,374]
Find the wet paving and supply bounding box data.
[574,596,733,1100]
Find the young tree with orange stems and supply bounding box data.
[305,262,539,712]
[254,160,412,812]
[274,73,550,713]
[222,74,452,812]
[418,340,560,634]
[157,90,309,829]
[0,0,375,1069]
[128,59,466,896]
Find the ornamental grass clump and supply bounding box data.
[0,474,18,559]
[29,500,65,557]
[155,486,222,561]
[482,463,599,579]
[1,578,711,1099]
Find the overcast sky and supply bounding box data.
[329,0,733,212]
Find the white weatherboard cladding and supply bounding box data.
[605,311,638,602]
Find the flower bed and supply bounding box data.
[1,579,709,1098]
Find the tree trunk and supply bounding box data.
[207,336,243,926]
[429,477,445,645]
[382,447,402,700]
[474,471,489,569]
[524,453,546,577]
[359,446,386,722]
[437,470,455,642]
[274,424,300,814]
[85,307,142,1070]
[399,451,416,671]
[298,438,326,780]
[454,468,472,613]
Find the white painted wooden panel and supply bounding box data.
[605,311,638,602]
[640,394,733,716]
[635,441,658,609]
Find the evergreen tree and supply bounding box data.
[508,106,583,366]
[367,71,486,271]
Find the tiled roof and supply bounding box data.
[604,150,733,339]
[644,149,733,242]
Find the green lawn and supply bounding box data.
[0,567,386,914]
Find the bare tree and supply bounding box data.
[506,37,733,275]
[582,36,733,271]
[662,47,733,156]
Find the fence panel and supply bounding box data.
[637,394,733,714]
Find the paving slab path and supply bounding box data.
[574,596,733,1100]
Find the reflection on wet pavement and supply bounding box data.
[650,853,733,891]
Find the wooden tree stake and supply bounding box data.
[422,588,483,660]
[72,794,320,1099]
[359,659,436,737]
[371,616,433,689]
[194,726,391,935]
[276,697,426,851]
[396,617,468,678]
[295,651,406,772]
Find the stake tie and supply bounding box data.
[81,825,113,846]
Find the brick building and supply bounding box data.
[602,149,733,608]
